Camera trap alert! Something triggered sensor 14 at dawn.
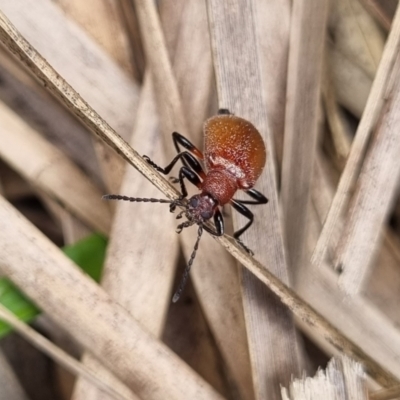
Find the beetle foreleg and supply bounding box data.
[175,166,202,200]
[203,209,224,237]
[230,200,255,255]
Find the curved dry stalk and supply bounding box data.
[0,7,398,389]
[329,43,373,118]
[312,4,400,266]
[332,0,385,78]
[0,304,132,400]
[336,85,400,294]
[0,100,111,235]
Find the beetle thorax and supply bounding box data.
[201,170,238,206]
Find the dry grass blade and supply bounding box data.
[254,0,291,169]
[312,5,400,266]
[0,195,224,400]
[189,234,254,399]
[118,0,145,82]
[43,202,92,245]
[0,0,139,140]
[0,46,102,186]
[322,61,352,164]
[359,0,396,30]
[281,356,367,400]
[0,9,178,200]
[133,1,254,397]
[336,80,400,294]
[221,231,399,387]
[103,75,178,336]
[207,0,307,397]
[297,257,400,387]
[0,100,111,235]
[298,155,400,384]
[55,0,135,76]
[0,350,29,400]
[72,354,139,400]
[332,0,384,78]
[328,43,373,118]
[72,353,139,400]
[72,75,179,400]
[0,4,398,390]
[371,385,400,400]
[281,0,329,279]
[73,0,220,395]
[134,0,187,136]
[162,0,254,396]
[0,305,130,400]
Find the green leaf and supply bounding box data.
[0,233,107,338]
[62,233,107,283]
[0,279,40,337]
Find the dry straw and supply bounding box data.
[0,1,400,399]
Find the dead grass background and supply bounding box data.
[0,0,399,399]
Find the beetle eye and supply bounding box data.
[201,210,213,220]
[189,197,199,208]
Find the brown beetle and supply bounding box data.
[104,109,268,302]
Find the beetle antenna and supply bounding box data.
[103,194,175,204]
[172,225,203,303]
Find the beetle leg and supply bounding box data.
[172,132,204,159]
[168,166,202,213]
[171,132,206,180]
[169,167,202,214]
[143,151,201,176]
[230,200,254,238]
[230,200,255,255]
[233,188,269,205]
[203,209,224,236]
[175,166,202,199]
[180,152,205,179]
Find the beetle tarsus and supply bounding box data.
[143,155,162,172]
[235,238,254,256]
[218,108,232,115]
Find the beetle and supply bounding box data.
[104,109,268,302]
